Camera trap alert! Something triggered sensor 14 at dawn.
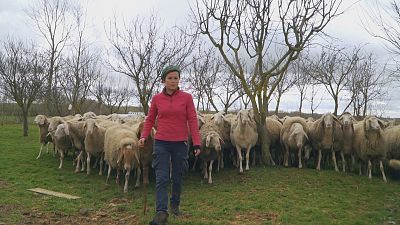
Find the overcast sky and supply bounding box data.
[0,0,399,117]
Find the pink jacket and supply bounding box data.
[140,89,201,148]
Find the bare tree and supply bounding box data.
[28,0,72,114]
[292,52,311,116]
[186,46,222,112]
[106,14,196,114]
[272,70,295,114]
[309,46,359,116]
[308,83,323,116]
[193,0,342,165]
[0,39,47,136]
[58,6,101,114]
[215,69,243,113]
[347,53,389,117]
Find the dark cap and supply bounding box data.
[161,65,181,82]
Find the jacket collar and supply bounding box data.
[162,87,180,96]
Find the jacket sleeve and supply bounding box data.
[186,94,201,147]
[140,95,157,140]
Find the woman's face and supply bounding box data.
[163,71,180,91]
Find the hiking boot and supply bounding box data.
[149,211,169,225]
[169,204,182,216]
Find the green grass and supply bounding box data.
[1,124,400,225]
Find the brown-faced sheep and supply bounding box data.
[353,116,387,182]
[104,124,140,193]
[34,115,54,159]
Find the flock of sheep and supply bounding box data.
[33,110,400,192]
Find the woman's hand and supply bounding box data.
[194,149,201,157]
[138,138,146,148]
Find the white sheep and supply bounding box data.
[199,120,224,184]
[264,116,283,166]
[34,115,54,159]
[338,112,356,172]
[82,111,97,120]
[83,119,106,175]
[53,123,74,169]
[384,125,400,171]
[352,116,387,182]
[230,109,258,173]
[64,121,86,173]
[280,117,311,168]
[308,113,342,171]
[104,124,140,193]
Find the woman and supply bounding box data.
[138,65,201,225]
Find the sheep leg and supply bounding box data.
[74,151,82,173]
[80,153,86,172]
[340,151,346,173]
[124,170,130,193]
[86,153,91,175]
[217,155,220,173]
[368,160,372,179]
[93,157,99,169]
[58,151,64,169]
[316,150,322,171]
[359,161,362,176]
[191,156,198,171]
[236,145,243,173]
[135,167,142,188]
[283,144,289,167]
[203,161,208,179]
[220,150,224,169]
[332,151,339,172]
[245,146,251,171]
[208,160,214,184]
[99,155,104,176]
[298,147,302,169]
[36,143,45,159]
[351,155,355,172]
[116,169,120,184]
[106,165,111,184]
[379,160,387,183]
[252,148,256,166]
[46,143,49,154]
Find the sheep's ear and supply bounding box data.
[219,137,225,145]
[378,119,386,129]
[206,135,211,147]
[365,118,370,131]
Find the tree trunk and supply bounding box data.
[274,95,281,115]
[22,107,29,137]
[298,92,304,116]
[333,96,339,116]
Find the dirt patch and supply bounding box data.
[20,198,141,225]
[0,204,20,214]
[0,180,9,188]
[230,211,279,225]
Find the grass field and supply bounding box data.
[1,124,400,225]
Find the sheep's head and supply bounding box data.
[197,111,205,129]
[212,111,226,126]
[117,141,139,171]
[364,116,385,132]
[55,123,67,137]
[84,119,97,135]
[304,144,312,160]
[34,115,47,126]
[339,112,355,127]
[237,109,251,125]
[205,132,224,152]
[83,111,96,120]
